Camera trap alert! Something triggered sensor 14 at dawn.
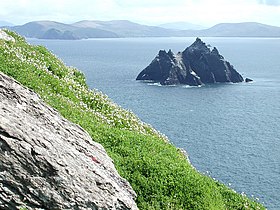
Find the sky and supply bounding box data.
[1,0,280,27]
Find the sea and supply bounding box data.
[29,37,280,209]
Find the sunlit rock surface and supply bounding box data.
[0,72,138,210]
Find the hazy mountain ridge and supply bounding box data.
[0,21,14,27]
[158,21,206,30]
[197,22,280,37]
[5,20,280,39]
[10,20,119,39]
[72,20,177,37]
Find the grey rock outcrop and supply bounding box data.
[136,38,244,86]
[245,78,253,82]
[0,30,15,42]
[0,73,138,210]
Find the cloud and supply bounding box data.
[257,0,280,6]
[0,0,121,24]
[0,0,280,27]
[115,0,187,7]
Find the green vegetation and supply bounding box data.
[0,30,265,210]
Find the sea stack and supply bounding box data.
[136,38,244,86]
[245,78,253,82]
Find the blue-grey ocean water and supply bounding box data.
[29,37,280,209]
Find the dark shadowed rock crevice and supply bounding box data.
[0,72,138,210]
[136,38,244,86]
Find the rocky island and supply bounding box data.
[136,38,244,86]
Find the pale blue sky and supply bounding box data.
[1,0,280,26]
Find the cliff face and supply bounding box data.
[0,72,138,210]
[136,38,244,86]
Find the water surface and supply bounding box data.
[29,37,280,209]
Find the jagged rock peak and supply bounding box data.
[158,49,168,56]
[167,49,175,57]
[0,72,138,210]
[186,38,222,57]
[157,49,175,60]
[211,47,219,55]
[136,38,244,86]
[192,37,205,46]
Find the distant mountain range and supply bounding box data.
[0,21,14,27]
[194,22,280,37]
[3,20,280,39]
[158,22,206,30]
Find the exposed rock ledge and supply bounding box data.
[0,72,138,210]
[0,30,15,42]
[136,38,244,86]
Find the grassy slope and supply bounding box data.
[0,30,265,210]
